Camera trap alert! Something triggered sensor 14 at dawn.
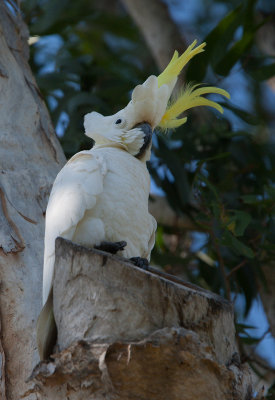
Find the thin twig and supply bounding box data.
[227,260,247,280]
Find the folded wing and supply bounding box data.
[42,151,105,305]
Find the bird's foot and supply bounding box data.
[130,257,149,270]
[94,240,127,254]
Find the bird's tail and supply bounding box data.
[36,287,57,360]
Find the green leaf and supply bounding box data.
[214,12,267,76]
[156,136,191,206]
[236,322,256,332]
[266,381,275,398]
[241,194,261,204]
[155,226,165,250]
[186,4,243,81]
[67,92,101,113]
[219,102,260,125]
[261,242,275,252]
[265,184,275,200]
[222,231,254,258]
[248,62,275,81]
[214,30,254,76]
[197,173,220,201]
[232,211,252,236]
[242,0,258,31]
[31,0,70,34]
[240,336,260,345]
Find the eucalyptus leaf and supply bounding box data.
[214,30,254,76]
[186,4,243,81]
[248,63,275,81]
[219,102,260,125]
[222,231,254,258]
[22,0,275,332]
[232,210,252,236]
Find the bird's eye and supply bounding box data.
[115,118,126,128]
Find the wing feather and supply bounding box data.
[43,151,105,304]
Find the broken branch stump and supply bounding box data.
[30,237,253,399]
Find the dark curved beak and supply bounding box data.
[134,122,153,159]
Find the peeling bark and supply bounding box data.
[30,238,253,399]
[0,1,260,398]
[31,331,253,400]
[0,185,25,254]
[0,314,7,400]
[0,2,65,398]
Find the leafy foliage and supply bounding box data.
[23,0,155,157]
[22,0,275,368]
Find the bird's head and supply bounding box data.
[84,107,153,161]
[84,74,171,161]
[84,40,230,161]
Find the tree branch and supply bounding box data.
[120,0,187,71]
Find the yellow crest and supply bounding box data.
[157,40,230,130]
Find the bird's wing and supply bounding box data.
[146,215,157,261]
[43,150,105,305]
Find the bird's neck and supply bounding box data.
[93,142,126,151]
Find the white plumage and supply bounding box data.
[42,75,168,307]
[37,42,230,359]
[43,146,156,305]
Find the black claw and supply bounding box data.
[94,240,127,254]
[130,257,149,270]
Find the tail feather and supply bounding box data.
[36,287,57,360]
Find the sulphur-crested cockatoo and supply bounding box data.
[37,40,230,359]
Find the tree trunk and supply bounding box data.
[0,3,65,398]
[30,238,253,399]
[0,2,256,399]
[120,0,187,71]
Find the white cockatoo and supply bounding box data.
[37,40,230,359]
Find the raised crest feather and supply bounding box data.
[156,40,230,130]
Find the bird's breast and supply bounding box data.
[91,147,154,257]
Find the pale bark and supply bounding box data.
[30,238,253,399]
[0,3,65,398]
[149,195,196,230]
[0,2,259,398]
[120,0,187,71]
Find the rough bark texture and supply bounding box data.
[0,3,65,398]
[30,238,253,399]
